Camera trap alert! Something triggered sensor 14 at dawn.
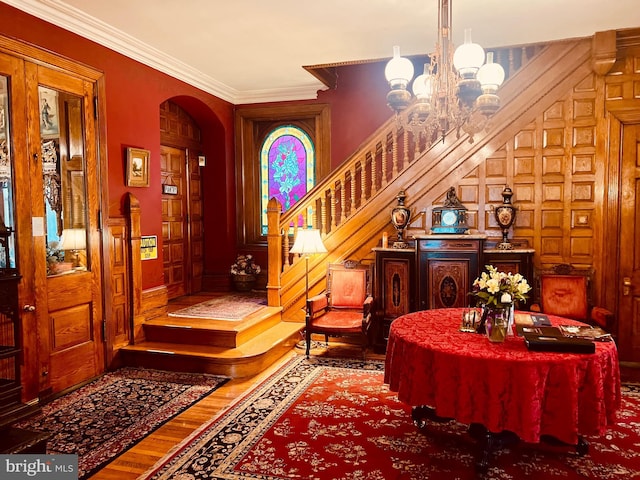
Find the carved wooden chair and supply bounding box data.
[531,263,614,330]
[305,260,374,357]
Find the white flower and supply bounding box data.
[470,264,531,308]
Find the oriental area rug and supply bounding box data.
[14,367,228,479]
[168,293,267,320]
[141,356,640,480]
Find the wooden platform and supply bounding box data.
[119,293,304,378]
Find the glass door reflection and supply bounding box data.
[0,75,16,273]
[39,86,88,276]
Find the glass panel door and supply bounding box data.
[38,86,88,276]
[0,75,15,273]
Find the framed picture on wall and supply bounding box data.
[126,147,150,187]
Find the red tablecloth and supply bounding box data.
[384,308,621,444]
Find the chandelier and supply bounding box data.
[384,0,505,145]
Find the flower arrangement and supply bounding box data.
[230,254,261,276]
[470,265,531,308]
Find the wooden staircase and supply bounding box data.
[119,295,303,378]
[120,37,597,379]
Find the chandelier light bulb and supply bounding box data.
[384,1,503,144]
[477,52,505,90]
[412,65,433,100]
[385,46,414,89]
[453,29,485,78]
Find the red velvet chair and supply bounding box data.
[305,260,374,357]
[531,264,614,330]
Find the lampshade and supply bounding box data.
[412,67,434,100]
[477,52,505,90]
[59,228,86,251]
[290,229,327,255]
[453,29,485,78]
[384,46,414,89]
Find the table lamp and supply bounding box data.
[59,228,86,268]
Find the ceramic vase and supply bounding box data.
[232,273,256,292]
[390,190,411,248]
[494,186,517,250]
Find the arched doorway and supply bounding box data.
[159,101,204,299]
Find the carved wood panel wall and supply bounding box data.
[445,72,602,274]
[107,218,130,350]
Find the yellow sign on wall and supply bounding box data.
[140,235,158,260]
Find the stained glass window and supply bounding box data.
[260,125,315,235]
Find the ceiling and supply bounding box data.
[3,0,639,104]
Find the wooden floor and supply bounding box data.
[87,292,640,478]
[90,337,380,479]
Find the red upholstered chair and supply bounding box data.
[531,264,614,331]
[305,260,374,357]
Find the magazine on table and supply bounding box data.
[556,324,613,342]
[516,315,612,342]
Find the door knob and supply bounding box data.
[23,304,36,312]
[623,277,632,296]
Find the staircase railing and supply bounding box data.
[266,41,573,319]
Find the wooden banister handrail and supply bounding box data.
[267,43,552,315]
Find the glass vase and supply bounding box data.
[484,306,509,343]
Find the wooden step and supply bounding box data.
[119,321,304,378]
[143,306,283,348]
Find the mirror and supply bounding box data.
[0,75,15,273]
[39,86,88,276]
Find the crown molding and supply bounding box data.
[2,0,322,104]
[234,84,325,105]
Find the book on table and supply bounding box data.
[516,313,611,354]
[523,332,596,354]
[515,314,612,342]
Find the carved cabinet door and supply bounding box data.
[417,237,484,310]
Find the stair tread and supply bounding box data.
[122,321,303,360]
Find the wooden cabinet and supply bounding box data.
[373,237,536,351]
[0,274,38,430]
[372,247,416,353]
[0,274,21,424]
[416,235,486,310]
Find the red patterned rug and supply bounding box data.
[141,356,640,479]
[168,293,267,320]
[14,368,228,479]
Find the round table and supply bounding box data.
[384,308,621,469]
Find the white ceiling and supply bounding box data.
[4,0,639,104]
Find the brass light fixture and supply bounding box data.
[384,0,505,145]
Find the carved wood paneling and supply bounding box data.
[107,218,130,350]
[160,101,203,297]
[604,44,640,361]
[448,70,601,271]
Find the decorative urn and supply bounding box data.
[390,190,411,249]
[494,186,517,250]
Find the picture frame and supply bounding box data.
[126,147,150,187]
[38,87,60,137]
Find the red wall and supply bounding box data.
[316,62,396,167]
[237,61,394,172]
[0,4,401,290]
[0,3,236,290]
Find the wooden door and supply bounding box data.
[25,64,104,395]
[618,124,640,362]
[161,145,187,299]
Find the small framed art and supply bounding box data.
[126,147,150,187]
